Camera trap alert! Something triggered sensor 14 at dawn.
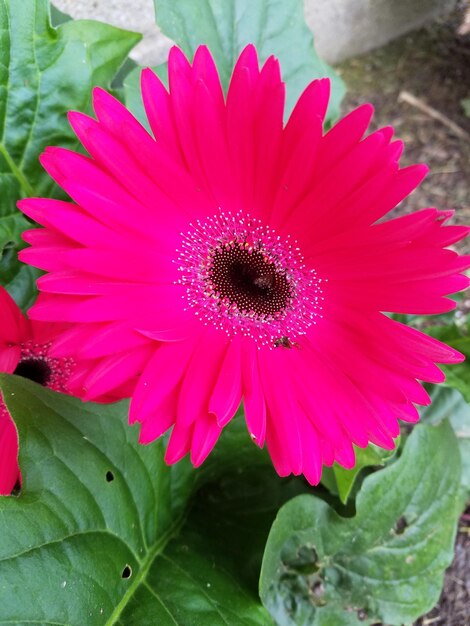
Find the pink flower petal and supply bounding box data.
[241,342,267,447]
[208,337,242,427]
[0,412,18,496]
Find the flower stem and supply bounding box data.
[0,143,35,197]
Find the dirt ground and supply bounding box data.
[336,4,470,625]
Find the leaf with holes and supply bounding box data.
[0,374,274,625]
[0,0,140,305]
[146,0,344,120]
[260,422,461,626]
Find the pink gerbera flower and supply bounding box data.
[18,45,469,484]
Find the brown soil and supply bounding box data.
[336,5,470,625]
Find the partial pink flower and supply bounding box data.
[0,287,129,495]
[0,287,76,494]
[18,45,469,484]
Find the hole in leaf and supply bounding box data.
[311,581,324,597]
[395,516,408,534]
[286,544,320,575]
[121,565,132,579]
[105,471,114,482]
[357,609,368,621]
[308,577,327,607]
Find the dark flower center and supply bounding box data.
[14,358,52,386]
[208,245,292,316]
[177,211,324,346]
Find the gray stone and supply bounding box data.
[53,0,458,66]
[305,0,458,63]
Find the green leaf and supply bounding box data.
[461,97,470,118]
[321,443,397,504]
[119,463,315,626]
[421,385,470,504]
[152,0,345,120]
[198,469,311,592]
[0,0,141,304]
[0,176,24,246]
[0,175,41,309]
[441,334,470,403]
[424,324,470,402]
[124,62,168,132]
[421,385,470,425]
[0,243,41,309]
[0,374,273,625]
[50,3,72,26]
[201,405,271,478]
[260,422,462,626]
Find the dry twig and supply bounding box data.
[398,90,470,141]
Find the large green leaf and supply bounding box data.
[260,422,461,626]
[421,385,470,504]
[0,374,274,625]
[0,0,141,305]
[119,462,313,626]
[151,0,344,120]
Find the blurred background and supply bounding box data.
[53,2,470,624]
